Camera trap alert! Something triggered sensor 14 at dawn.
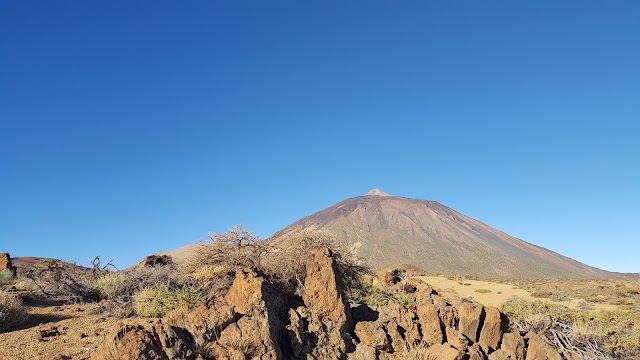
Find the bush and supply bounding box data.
[474,289,491,294]
[0,270,16,286]
[133,284,205,317]
[0,290,28,332]
[25,259,100,302]
[500,297,640,359]
[188,226,368,298]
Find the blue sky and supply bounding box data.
[1,1,638,272]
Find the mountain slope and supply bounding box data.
[272,190,619,279]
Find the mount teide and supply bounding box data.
[272,189,619,279]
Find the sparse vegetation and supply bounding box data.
[501,297,640,359]
[188,226,368,297]
[25,259,101,302]
[474,288,491,294]
[0,291,28,333]
[0,270,16,286]
[133,284,206,317]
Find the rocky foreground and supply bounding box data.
[92,248,569,360]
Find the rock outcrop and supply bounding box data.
[0,253,17,276]
[94,249,567,360]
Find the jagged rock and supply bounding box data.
[378,302,421,350]
[303,247,352,329]
[459,303,484,342]
[385,321,407,353]
[137,254,173,268]
[303,247,355,358]
[215,268,284,360]
[468,343,488,360]
[225,268,269,315]
[445,326,470,351]
[177,297,237,344]
[427,343,465,360]
[416,303,444,346]
[285,307,310,358]
[488,349,512,359]
[439,305,458,329]
[525,332,563,360]
[501,332,525,360]
[355,321,391,352]
[93,323,196,360]
[0,253,16,276]
[479,307,507,350]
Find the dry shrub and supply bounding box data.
[186,226,368,298]
[500,297,640,359]
[90,264,196,317]
[25,259,100,302]
[262,228,369,296]
[0,290,28,332]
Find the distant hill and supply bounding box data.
[272,189,630,279]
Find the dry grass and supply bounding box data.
[133,284,205,317]
[0,290,28,333]
[500,297,639,359]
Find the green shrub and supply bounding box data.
[0,291,28,332]
[0,270,16,286]
[96,272,127,300]
[474,289,491,294]
[134,284,205,317]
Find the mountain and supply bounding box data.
[272,189,622,279]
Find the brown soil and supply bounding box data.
[0,292,146,360]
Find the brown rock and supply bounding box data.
[137,254,173,268]
[225,268,268,315]
[488,349,512,360]
[303,247,352,329]
[93,323,196,360]
[479,307,507,350]
[525,332,563,360]
[427,343,465,360]
[303,247,355,358]
[440,305,458,328]
[416,303,444,346]
[459,302,484,342]
[501,332,525,360]
[0,253,16,276]
[355,321,391,351]
[468,343,488,360]
[378,302,421,349]
[445,326,470,351]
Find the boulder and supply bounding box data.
[488,349,512,360]
[445,326,470,351]
[427,343,465,360]
[355,321,391,352]
[479,307,507,350]
[501,332,525,360]
[378,302,421,349]
[525,332,563,360]
[416,303,444,346]
[468,343,488,360]
[93,323,196,360]
[459,302,484,342]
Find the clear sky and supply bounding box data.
[1,1,638,272]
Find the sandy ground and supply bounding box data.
[0,293,145,360]
[416,275,619,311]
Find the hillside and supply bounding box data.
[273,189,622,279]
